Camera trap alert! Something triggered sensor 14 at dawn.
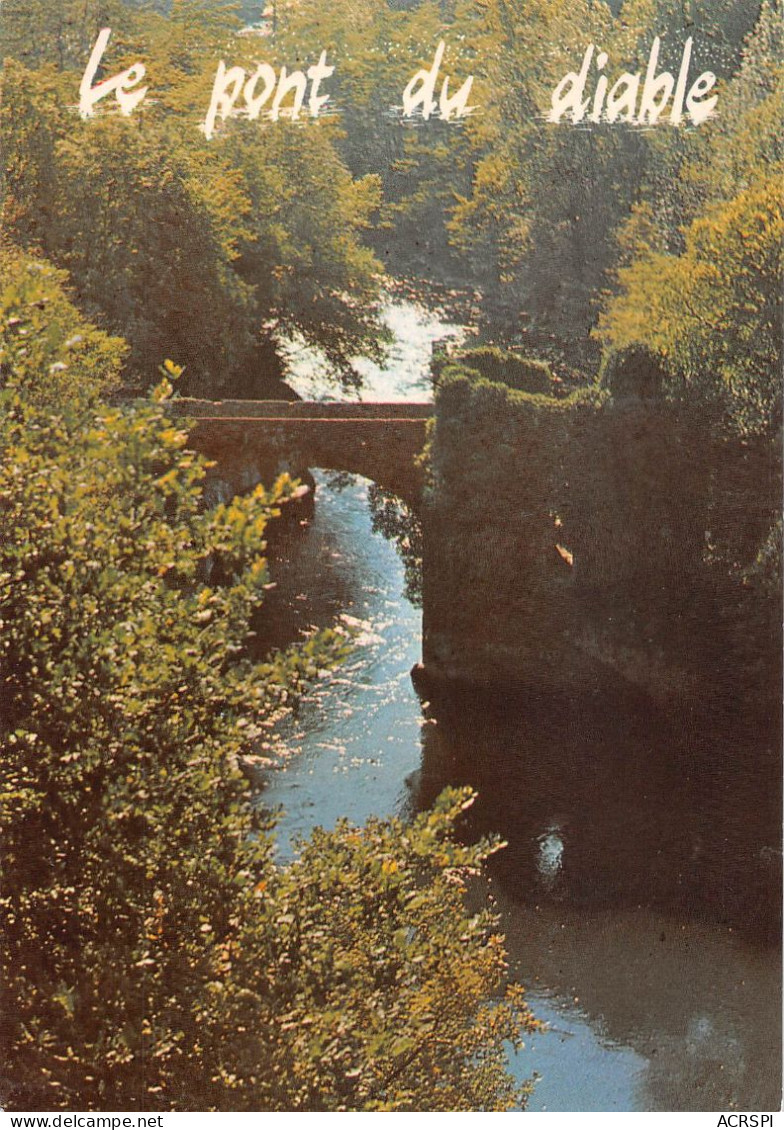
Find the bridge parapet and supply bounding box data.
[171,399,432,420]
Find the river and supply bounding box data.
[253,294,781,1113]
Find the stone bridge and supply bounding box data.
[170,400,431,508]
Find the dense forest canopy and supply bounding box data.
[1,0,780,416]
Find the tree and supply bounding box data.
[446,0,765,347]
[1,4,388,397]
[599,173,783,439]
[0,0,141,72]
[217,125,387,391]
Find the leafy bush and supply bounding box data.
[0,245,126,404]
[435,346,554,396]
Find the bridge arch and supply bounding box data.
[173,400,431,510]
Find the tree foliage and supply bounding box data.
[0,4,387,395]
[0,244,127,404]
[599,174,783,437]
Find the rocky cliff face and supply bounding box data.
[420,370,780,707]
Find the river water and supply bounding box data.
[255,296,782,1113]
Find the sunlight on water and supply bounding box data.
[537,826,565,890]
[262,473,423,852]
[520,993,648,1112]
[282,296,467,401]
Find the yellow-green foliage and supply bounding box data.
[599,173,783,437]
[0,245,127,404]
[0,32,387,396]
[437,346,555,396]
[434,361,603,454]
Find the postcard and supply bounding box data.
[0,0,780,1117]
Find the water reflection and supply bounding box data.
[536,825,565,891]
[367,483,422,607]
[413,679,782,1110]
[413,681,781,944]
[252,467,781,1111]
